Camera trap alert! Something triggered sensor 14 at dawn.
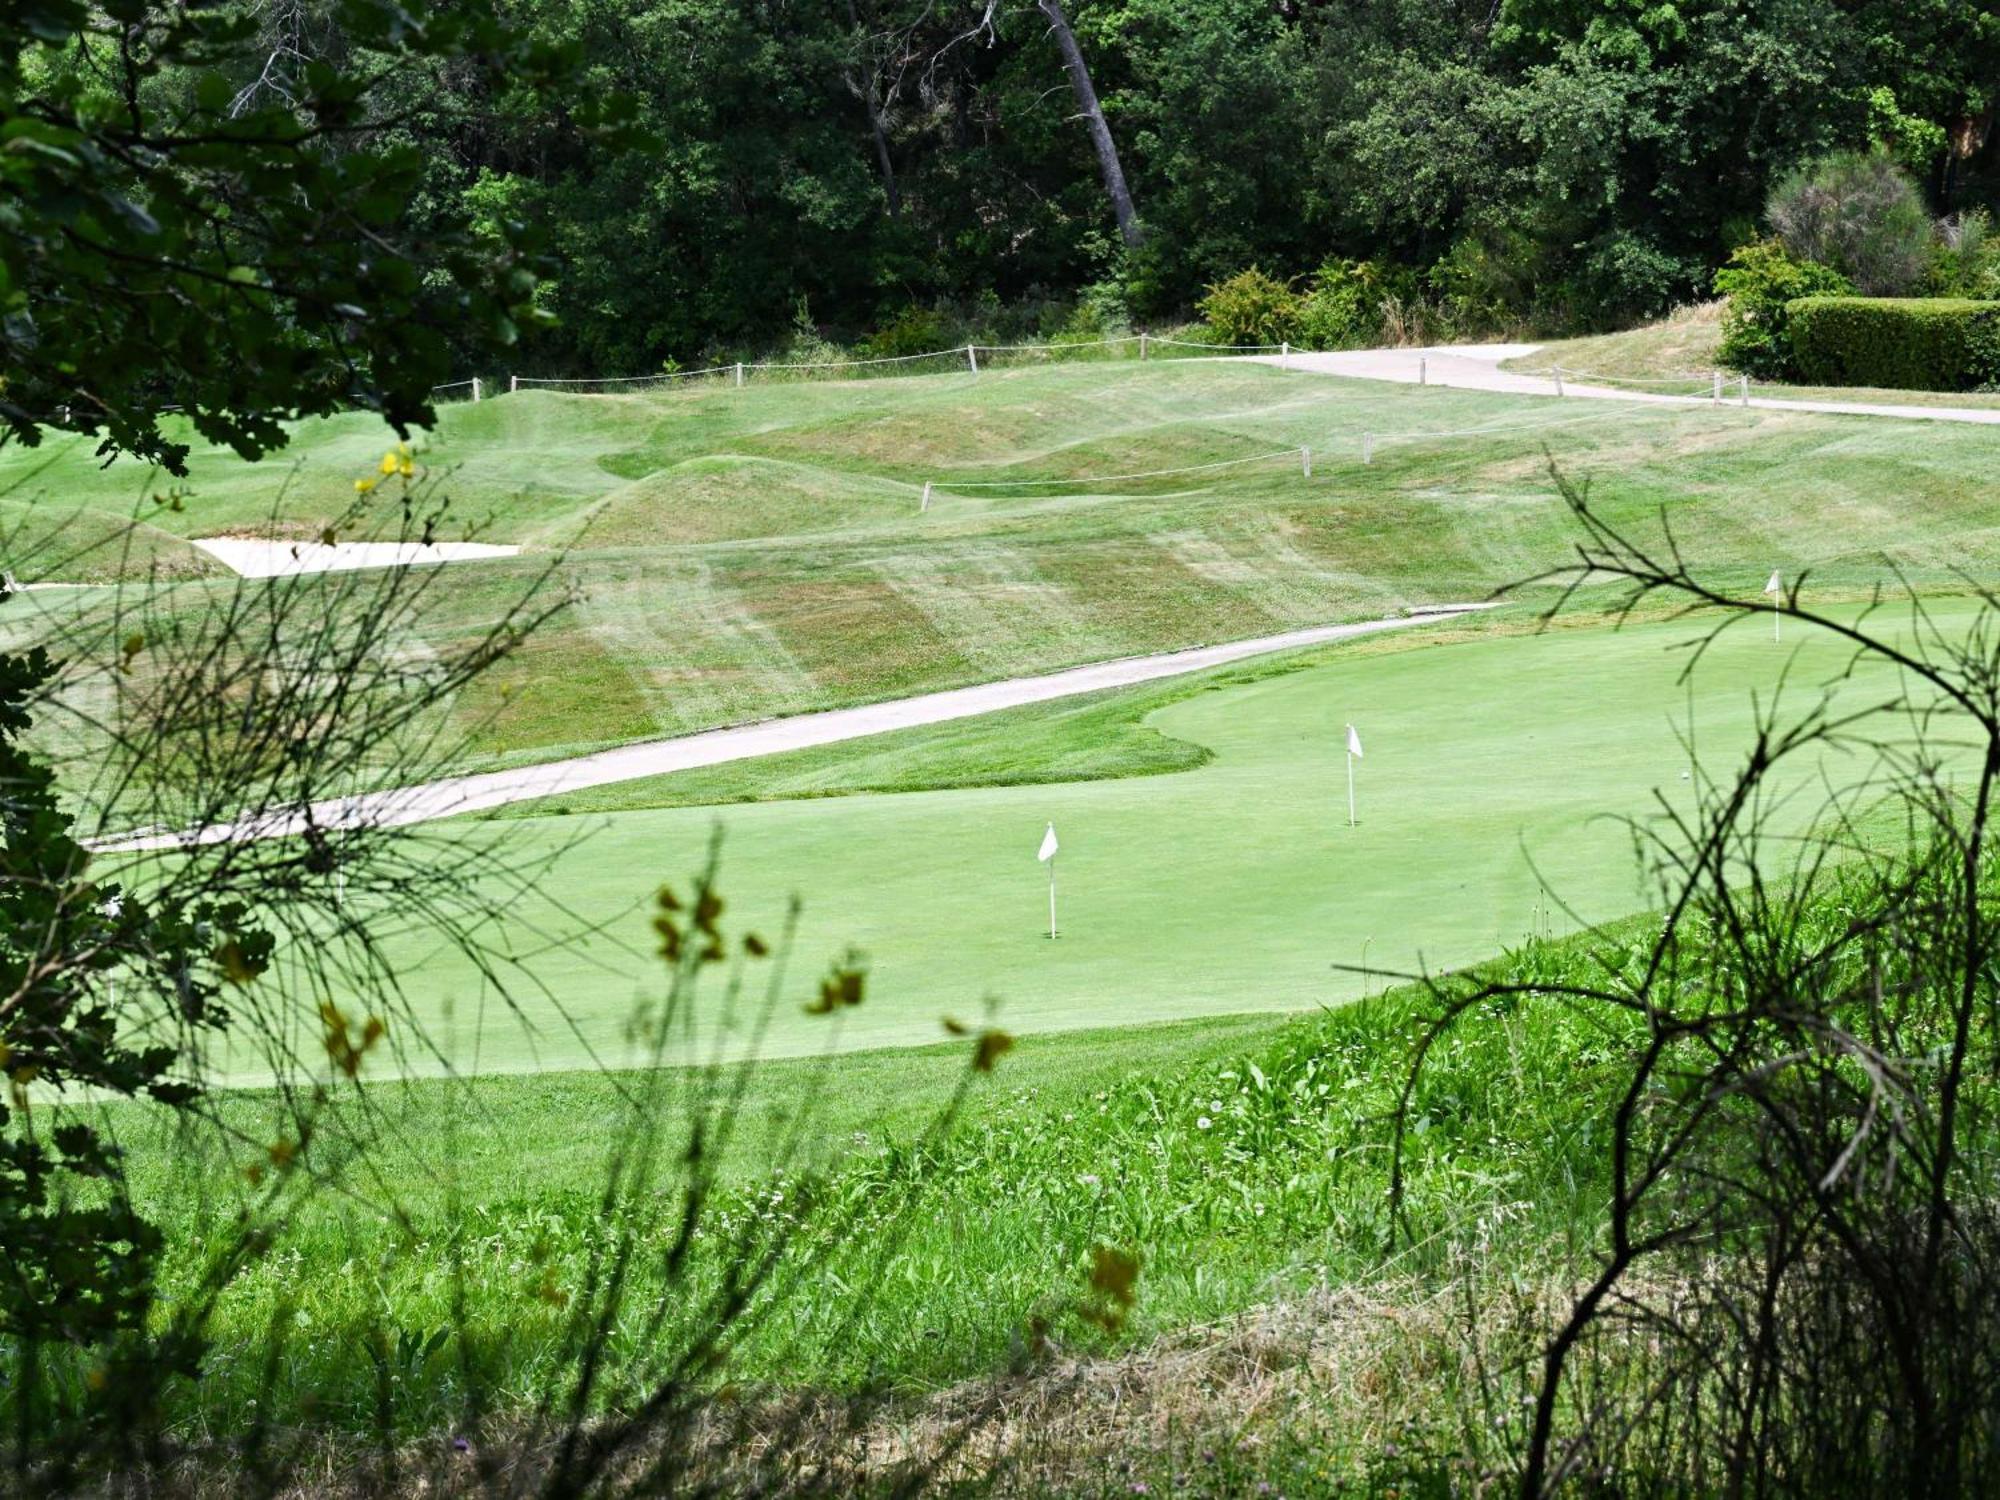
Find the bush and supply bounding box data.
[1198,268,1300,346]
[1295,259,1415,349]
[861,304,950,359]
[1044,279,1131,344]
[1930,211,2000,299]
[1574,231,1702,327]
[1714,240,1852,379]
[1786,296,2000,390]
[1767,150,1933,296]
[1431,227,1542,334]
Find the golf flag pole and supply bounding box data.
[1037,822,1059,939]
[1345,724,1363,827]
[1765,569,1782,643]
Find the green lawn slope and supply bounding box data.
[12,360,2000,780]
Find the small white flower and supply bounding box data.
[1197,1116,1213,1131]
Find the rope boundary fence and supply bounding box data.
[433,331,1307,398]
[1517,364,1755,406]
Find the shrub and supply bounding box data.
[1198,268,1300,347]
[1931,211,2000,299]
[1045,279,1131,345]
[1767,150,1932,296]
[774,295,849,366]
[1431,227,1542,335]
[1714,240,1852,379]
[1574,231,1701,327]
[1786,296,2000,391]
[1295,259,1415,349]
[861,303,950,359]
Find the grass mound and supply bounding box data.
[0,499,228,582]
[565,454,923,546]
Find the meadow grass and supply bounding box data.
[105,916,1641,1457]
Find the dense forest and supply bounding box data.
[373,0,2000,371]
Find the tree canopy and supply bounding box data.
[0,0,629,471]
[366,0,2000,370]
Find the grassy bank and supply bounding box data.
[98,919,1638,1480]
[1506,301,2000,409]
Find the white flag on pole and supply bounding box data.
[1037,823,1059,862]
[1347,724,1364,759]
[1764,570,1781,596]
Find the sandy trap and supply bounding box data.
[189,536,520,578]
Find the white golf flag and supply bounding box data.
[1347,724,1364,758]
[1765,570,1781,596]
[1037,823,1059,862]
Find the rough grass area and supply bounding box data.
[12,360,2000,778]
[96,919,1641,1479]
[0,496,227,583]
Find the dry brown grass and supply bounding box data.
[109,1275,1568,1498]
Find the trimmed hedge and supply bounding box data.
[1785,296,2000,391]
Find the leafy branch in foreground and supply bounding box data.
[0,483,589,1485]
[1394,468,2000,1495]
[0,0,637,472]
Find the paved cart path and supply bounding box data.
[107,606,1493,847]
[1254,344,2000,424]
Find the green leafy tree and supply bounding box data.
[0,0,628,472]
[0,0,623,1431]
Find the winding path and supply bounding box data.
[108,605,1492,847]
[1255,344,2000,425]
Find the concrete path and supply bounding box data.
[1255,344,2000,425]
[106,605,1492,847]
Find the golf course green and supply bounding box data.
[327,598,1953,1078]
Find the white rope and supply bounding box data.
[1528,366,1722,389]
[1147,336,1284,352]
[750,348,967,371]
[499,334,1283,393]
[970,336,1146,352]
[512,363,737,387]
[931,445,1307,491]
[430,378,478,392]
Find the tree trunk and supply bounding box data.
[1037,0,1143,248]
[845,0,901,218]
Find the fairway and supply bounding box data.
[15,361,2000,785]
[273,600,1957,1079]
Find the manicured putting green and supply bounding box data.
[305,605,1971,1079]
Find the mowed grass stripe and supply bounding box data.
[14,363,2000,779]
